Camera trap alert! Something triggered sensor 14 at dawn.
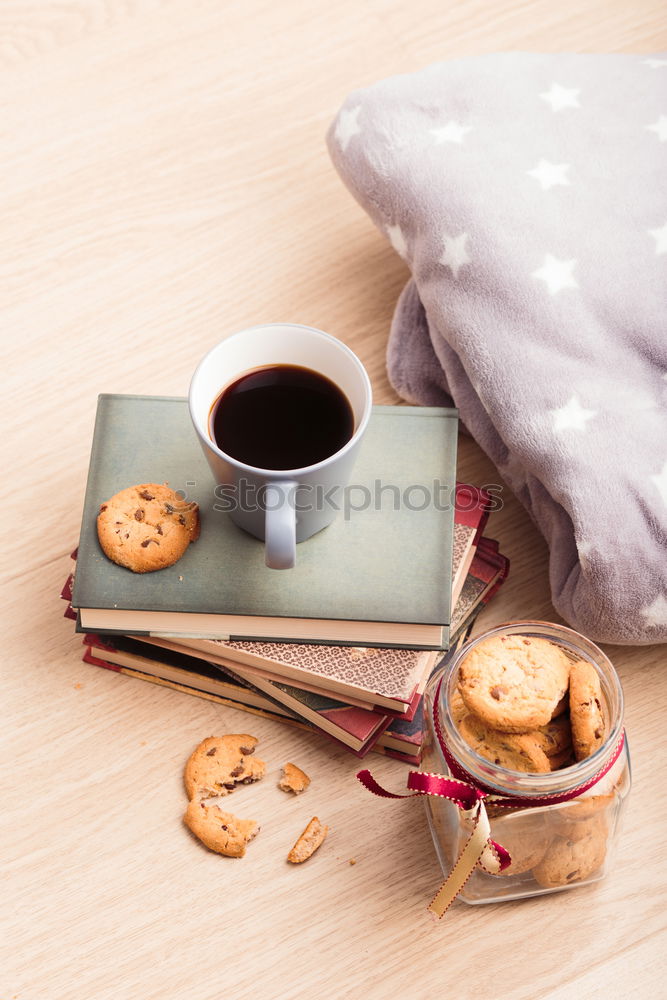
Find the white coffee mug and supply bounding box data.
[189,323,372,569]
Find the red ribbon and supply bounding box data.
[358,768,484,808]
[357,767,512,872]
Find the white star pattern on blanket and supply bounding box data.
[643,58,667,69]
[335,105,362,151]
[577,540,595,571]
[646,116,667,141]
[429,121,472,144]
[539,83,580,111]
[386,224,408,258]
[439,232,470,278]
[648,222,667,255]
[527,160,571,190]
[640,594,667,628]
[532,254,578,294]
[650,461,667,507]
[551,396,597,432]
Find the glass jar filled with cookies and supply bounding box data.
[421,622,631,905]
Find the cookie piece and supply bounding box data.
[552,794,614,841]
[97,483,200,573]
[459,714,551,773]
[184,735,266,800]
[531,830,606,888]
[569,660,606,761]
[278,763,311,795]
[549,748,575,771]
[184,797,259,858]
[551,693,569,718]
[532,713,573,758]
[450,688,468,728]
[287,817,328,863]
[487,810,551,876]
[458,635,571,733]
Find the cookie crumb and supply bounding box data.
[348,858,357,865]
[278,762,311,795]
[287,817,328,863]
[73,682,83,690]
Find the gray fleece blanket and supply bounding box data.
[327,52,667,645]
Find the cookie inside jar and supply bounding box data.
[421,621,631,905]
[455,631,609,774]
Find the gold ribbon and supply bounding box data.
[427,797,499,917]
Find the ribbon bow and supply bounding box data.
[357,768,511,917]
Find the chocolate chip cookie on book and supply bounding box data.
[97,482,199,573]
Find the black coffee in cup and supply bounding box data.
[209,364,354,470]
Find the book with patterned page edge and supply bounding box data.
[72,543,508,760]
[79,610,478,760]
[64,531,506,715]
[83,632,390,755]
[449,537,510,635]
[137,635,434,713]
[80,645,421,764]
[137,539,509,745]
[214,620,475,757]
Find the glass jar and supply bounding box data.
[421,621,631,905]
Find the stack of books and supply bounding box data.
[64,394,509,763]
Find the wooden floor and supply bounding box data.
[2,2,666,997]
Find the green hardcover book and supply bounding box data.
[72,394,458,648]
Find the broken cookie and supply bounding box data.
[184,796,259,858]
[184,735,266,800]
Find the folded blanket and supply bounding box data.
[327,53,667,645]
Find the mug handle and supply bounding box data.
[264,481,297,569]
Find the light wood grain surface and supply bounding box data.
[2,2,666,997]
